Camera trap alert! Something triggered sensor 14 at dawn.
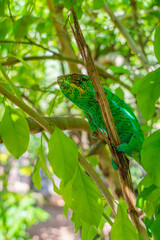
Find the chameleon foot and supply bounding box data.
[117,143,130,154]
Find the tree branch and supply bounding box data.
[104,1,149,71]
[0,83,116,216]
[70,8,148,238]
[0,40,56,54]
[46,0,80,73]
[2,55,131,91]
[118,7,160,21]
[0,83,54,134]
[0,116,90,143]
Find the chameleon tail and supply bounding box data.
[111,158,119,171]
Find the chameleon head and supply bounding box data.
[57,74,94,109]
[57,73,90,90]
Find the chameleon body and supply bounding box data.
[57,74,144,163]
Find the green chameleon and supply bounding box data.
[57,73,144,167]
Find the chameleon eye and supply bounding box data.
[70,74,83,85]
[71,74,82,81]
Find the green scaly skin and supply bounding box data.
[57,74,144,166]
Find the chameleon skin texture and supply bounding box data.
[57,74,144,162]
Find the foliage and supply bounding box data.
[0,0,160,239]
[0,192,50,240]
[111,201,139,240]
[0,156,49,240]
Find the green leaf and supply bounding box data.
[137,182,159,217]
[141,130,160,173]
[150,214,160,240]
[143,216,154,238]
[13,16,32,40]
[108,66,130,74]
[0,18,12,40]
[48,126,78,184]
[115,87,124,100]
[131,79,141,94]
[82,224,97,240]
[0,0,6,16]
[61,166,103,227]
[62,204,69,218]
[111,201,139,240]
[93,0,105,9]
[64,0,73,9]
[136,68,160,120]
[137,185,160,203]
[32,158,41,189]
[154,24,160,64]
[0,106,30,158]
[13,55,30,70]
[71,212,83,233]
[38,143,60,194]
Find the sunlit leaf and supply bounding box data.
[38,142,60,194]
[136,68,160,120]
[115,87,124,100]
[82,224,97,240]
[93,0,105,9]
[111,201,139,240]
[0,106,30,158]
[13,16,33,40]
[48,127,78,184]
[0,0,7,16]
[150,214,160,240]
[137,181,159,217]
[32,158,41,189]
[61,166,103,227]
[141,130,160,173]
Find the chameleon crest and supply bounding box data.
[57,74,144,163]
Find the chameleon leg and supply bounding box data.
[117,143,131,154]
[117,131,142,162]
[84,111,98,132]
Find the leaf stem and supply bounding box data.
[103,212,113,226]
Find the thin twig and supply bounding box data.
[0,39,57,55]
[70,9,148,238]
[2,55,131,91]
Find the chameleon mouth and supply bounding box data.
[57,76,65,86]
[57,74,71,81]
[57,75,70,86]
